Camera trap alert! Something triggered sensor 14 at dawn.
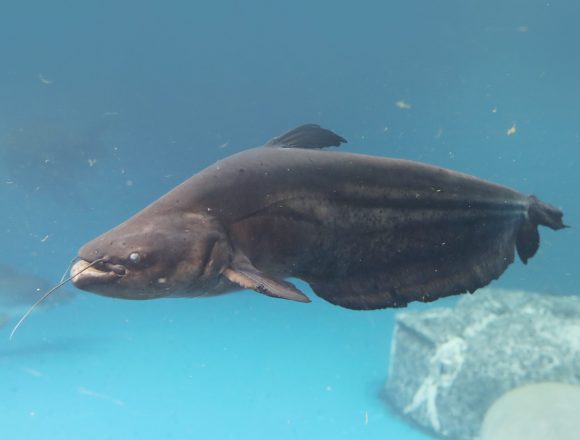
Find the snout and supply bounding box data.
[70,258,168,300]
[71,259,125,291]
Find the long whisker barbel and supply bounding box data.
[9,258,104,341]
[60,256,81,283]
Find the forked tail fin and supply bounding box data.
[516,195,566,264]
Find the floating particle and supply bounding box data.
[78,386,125,406]
[38,74,53,85]
[395,100,412,109]
[22,367,43,377]
[507,123,517,136]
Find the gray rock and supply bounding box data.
[385,288,580,440]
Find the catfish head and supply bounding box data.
[71,212,233,299]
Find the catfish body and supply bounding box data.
[71,125,565,310]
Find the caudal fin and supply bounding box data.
[516,195,566,264]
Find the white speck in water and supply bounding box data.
[22,367,43,377]
[395,100,412,109]
[38,73,53,84]
[78,387,125,406]
[157,277,167,284]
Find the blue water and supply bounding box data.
[1,1,578,439]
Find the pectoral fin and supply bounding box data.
[222,256,310,303]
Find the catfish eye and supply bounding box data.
[128,252,142,264]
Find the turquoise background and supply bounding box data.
[1,1,578,439]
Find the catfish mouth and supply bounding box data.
[71,259,126,290]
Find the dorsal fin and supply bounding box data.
[265,124,347,149]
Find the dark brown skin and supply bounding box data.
[71,125,565,310]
